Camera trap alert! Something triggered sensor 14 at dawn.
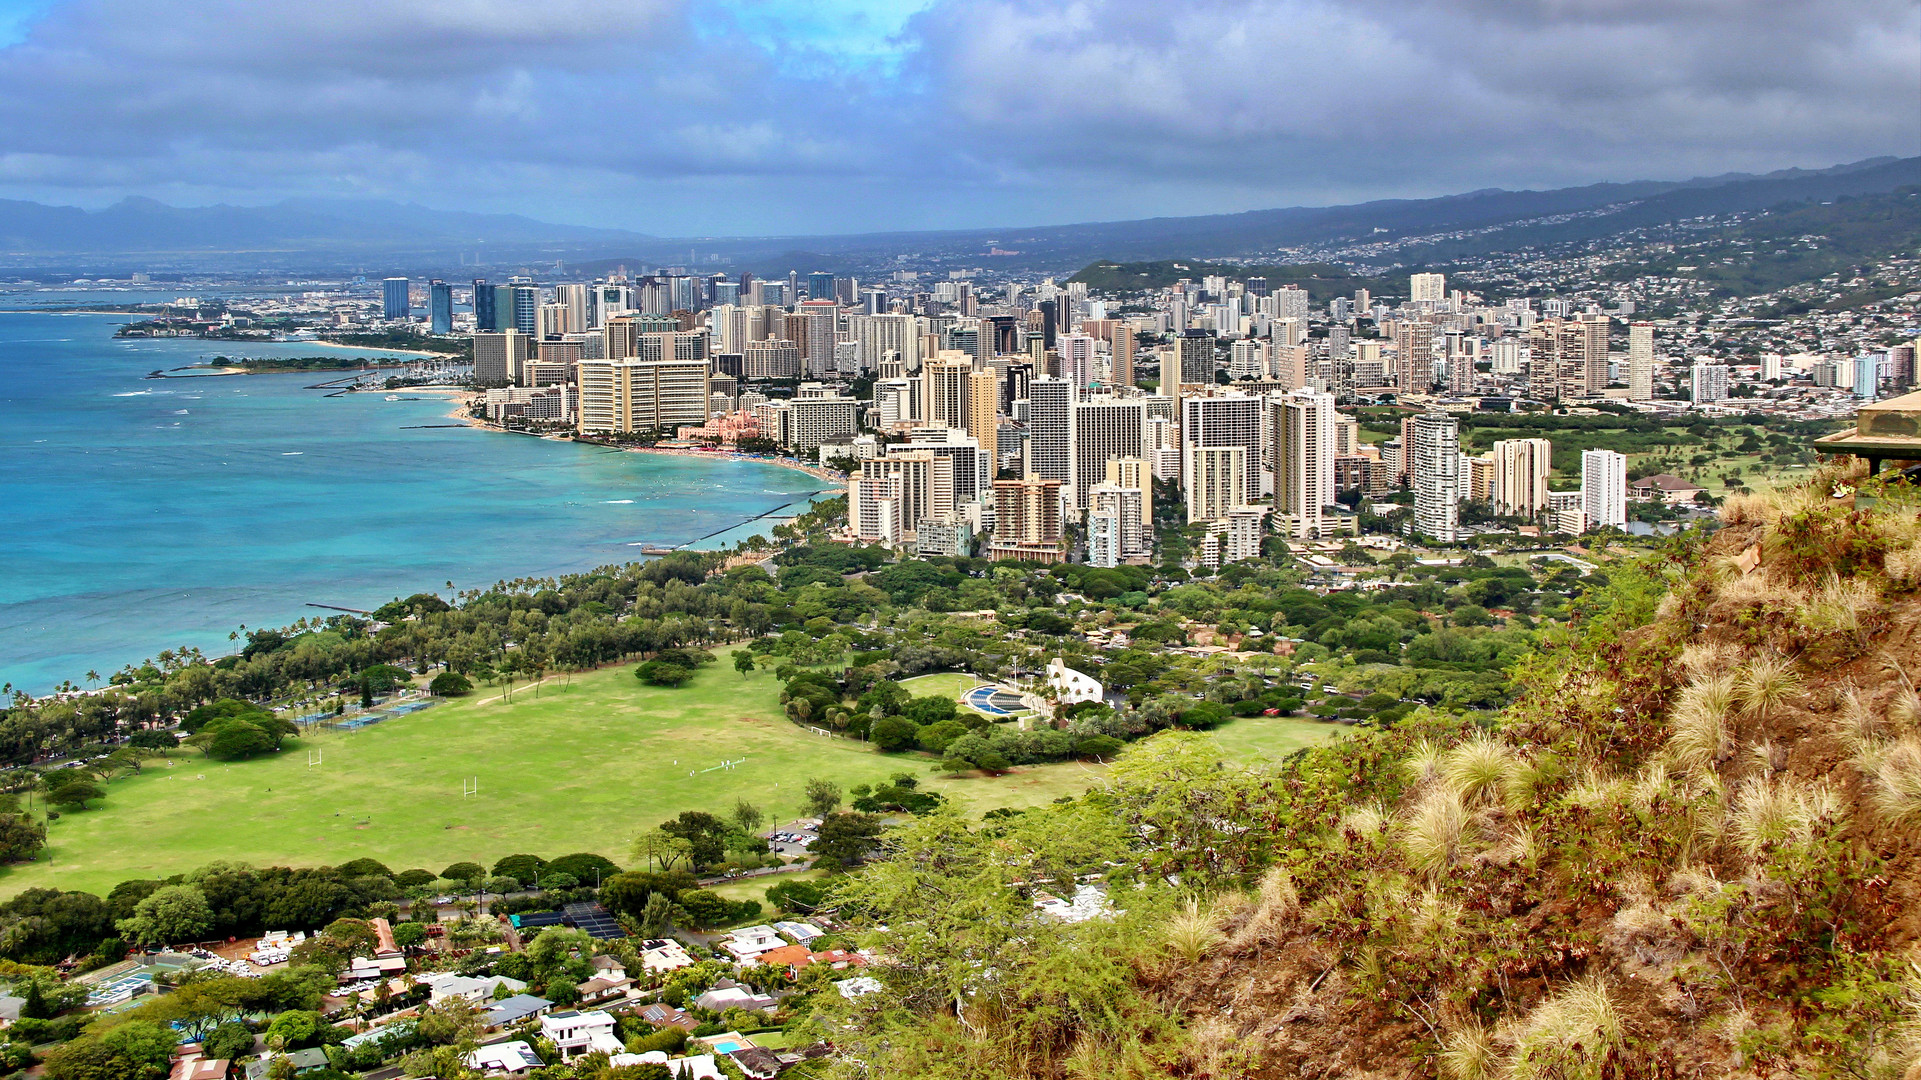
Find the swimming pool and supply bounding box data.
[711,1040,742,1055]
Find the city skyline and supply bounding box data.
[0,0,1910,234]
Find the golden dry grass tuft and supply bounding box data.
[1401,787,1469,882]
[1162,898,1224,964]
[1505,976,1625,1079]
[1733,654,1802,720]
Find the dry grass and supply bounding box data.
[1799,576,1878,653]
[1862,736,1921,832]
[1505,976,1625,1079]
[1728,778,1848,857]
[1404,738,1444,786]
[1438,1021,1497,1080]
[1719,491,1779,527]
[1223,866,1300,953]
[1163,898,1224,963]
[1680,642,1738,678]
[1402,787,1469,882]
[1887,543,1921,589]
[1733,654,1802,720]
[1441,734,1520,809]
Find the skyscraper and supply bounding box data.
[1411,411,1461,542]
[382,277,409,320]
[1272,388,1337,539]
[511,284,539,336]
[1070,397,1147,510]
[1178,330,1217,385]
[1396,322,1434,395]
[1410,272,1446,304]
[1185,445,1246,524]
[429,280,453,334]
[808,272,834,301]
[989,475,1065,563]
[1627,322,1656,401]
[472,279,496,331]
[1025,377,1075,483]
[1691,362,1730,403]
[1581,449,1627,530]
[1490,438,1553,517]
[1182,394,1264,508]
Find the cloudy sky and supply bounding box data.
[0,0,1913,234]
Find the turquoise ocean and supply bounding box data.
[0,304,830,694]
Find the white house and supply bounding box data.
[639,939,696,973]
[719,925,784,961]
[463,1041,544,1075]
[538,1010,623,1059]
[422,972,527,1004]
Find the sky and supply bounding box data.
[0,0,1913,236]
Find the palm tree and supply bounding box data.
[85,670,100,690]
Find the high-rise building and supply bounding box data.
[1581,449,1627,530]
[797,299,839,376]
[966,369,1000,468]
[742,339,800,379]
[1081,318,1135,387]
[429,280,453,334]
[1185,445,1246,524]
[1410,272,1446,304]
[851,313,920,372]
[576,358,710,434]
[1086,499,1123,568]
[1396,322,1434,395]
[763,394,858,451]
[555,284,589,336]
[1182,394,1264,507]
[511,284,540,336]
[989,475,1064,562]
[1490,438,1553,517]
[1627,322,1656,401]
[1057,332,1098,389]
[1178,329,1217,385]
[1529,317,1609,400]
[1855,354,1881,400]
[472,278,498,332]
[907,427,990,507]
[1103,456,1153,534]
[1691,361,1730,404]
[472,330,531,387]
[1272,388,1337,539]
[1070,397,1147,510]
[853,451,954,544]
[1410,411,1461,542]
[382,277,410,320]
[1026,377,1075,483]
[808,271,835,301]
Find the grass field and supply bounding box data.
[3,655,1346,898]
[898,671,1027,718]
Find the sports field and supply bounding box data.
[2,655,1342,897]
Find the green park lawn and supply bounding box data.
[3,654,1345,898]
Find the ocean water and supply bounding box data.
[0,311,830,693]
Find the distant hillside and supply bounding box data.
[1068,260,1404,299]
[0,196,652,256]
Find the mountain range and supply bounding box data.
[0,156,1913,274]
